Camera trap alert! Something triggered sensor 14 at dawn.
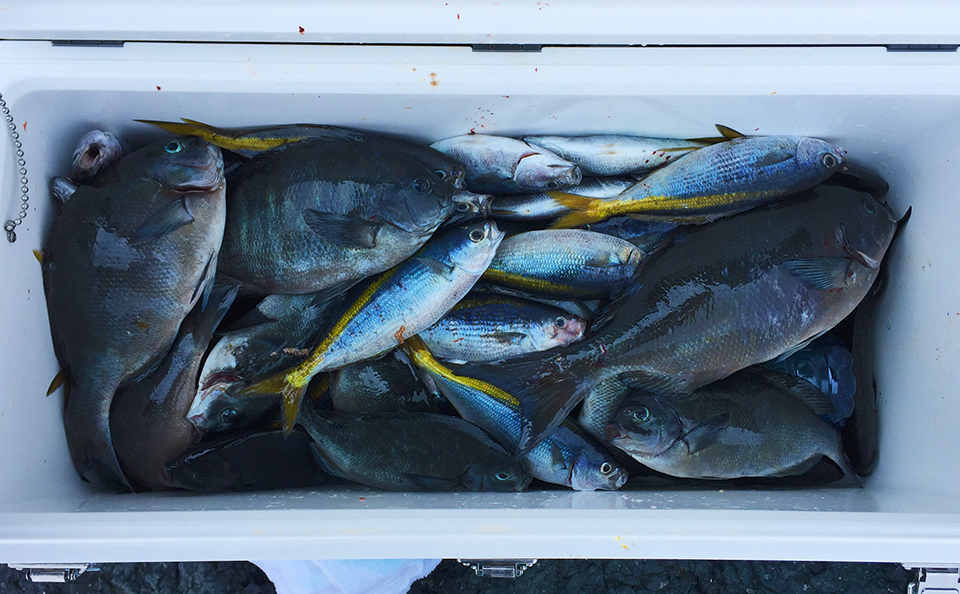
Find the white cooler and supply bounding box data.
[1,0,959,569]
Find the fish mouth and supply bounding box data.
[839,223,881,269]
[604,423,626,442]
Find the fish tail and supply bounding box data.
[455,352,594,456]
[33,249,44,264]
[63,382,133,491]
[240,372,308,436]
[831,434,863,488]
[46,368,68,396]
[134,118,221,140]
[545,192,606,229]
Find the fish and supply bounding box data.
[403,336,626,490]
[188,291,346,435]
[418,292,586,362]
[242,220,504,434]
[110,284,237,491]
[523,134,711,176]
[70,129,124,182]
[164,429,330,492]
[327,349,446,413]
[299,404,531,492]
[458,183,898,454]
[137,118,468,189]
[546,135,846,228]
[481,229,645,300]
[582,217,679,255]
[430,134,581,194]
[49,176,78,206]
[762,332,856,427]
[43,135,226,487]
[604,367,858,482]
[489,176,634,222]
[216,139,470,295]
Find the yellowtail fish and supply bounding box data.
[242,221,504,434]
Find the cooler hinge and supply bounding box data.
[904,566,960,594]
[458,558,538,578]
[886,44,958,52]
[50,40,125,48]
[7,563,98,583]
[472,44,542,53]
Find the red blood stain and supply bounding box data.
[469,128,476,134]
[457,12,460,19]
[535,68,538,72]
[359,497,366,501]
[156,86,161,90]
[299,26,305,34]
[502,95,510,98]
[22,122,26,131]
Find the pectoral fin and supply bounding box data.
[681,413,729,455]
[783,258,855,290]
[302,210,381,249]
[132,199,194,244]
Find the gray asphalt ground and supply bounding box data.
[0,560,914,593]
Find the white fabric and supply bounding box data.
[251,559,441,594]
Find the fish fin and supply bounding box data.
[618,370,697,397]
[681,413,729,455]
[46,368,68,396]
[783,258,855,290]
[33,249,44,264]
[456,354,590,457]
[301,209,381,249]
[546,192,604,229]
[132,198,194,244]
[400,473,461,491]
[135,119,212,137]
[240,372,308,436]
[196,283,240,337]
[755,152,796,168]
[308,279,360,309]
[191,252,218,309]
[492,331,527,346]
[548,439,569,471]
[414,257,457,276]
[751,367,836,416]
[715,124,745,139]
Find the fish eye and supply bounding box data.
[544,180,560,190]
[600,462,614,475]
[494,471,510,481]
[469,228,485,243]
[165,141,183,154]
[862,197,877,214]
[456,202,472,212]
[821,153,838,169]
[433,169,448,180]
[632,406,650,422]
[412,178,430,193]
[555,317,566,328]
[219,408,237,425]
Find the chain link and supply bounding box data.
[1,91,28,243]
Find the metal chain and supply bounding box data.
[1,91,29,243]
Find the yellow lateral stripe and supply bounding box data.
[287,269,398,387]
[403,337,520,408]
[482,268,577,296]
[137,120,306,152]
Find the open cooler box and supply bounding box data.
[2,0,960,567]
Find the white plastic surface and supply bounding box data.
[1,40,959,563]
[1,0,960,45]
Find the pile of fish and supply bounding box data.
[40,119,904,493]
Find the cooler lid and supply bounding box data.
[1,0,959,46]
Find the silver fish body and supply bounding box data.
[490,176,633,222]
[524,134,709,176]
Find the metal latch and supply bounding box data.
[457,559,538,578]
[7,563,97,583]
[904,566,960,594]
[471,44,542,53]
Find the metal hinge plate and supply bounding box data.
[904,566,960,594]
[886,44,958,52]
[7,563,97,583]
[458,558,538,578]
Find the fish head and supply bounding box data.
[513,150,582,192]
[570,454,629,491]
[835,193,898,270]
[381,175,459,235]
[462,462,532,492]
[795,137,846,177]
[605,393,682,456]
[532,313,587,351]
[446,220,506,274]
[444,190,492,225]
[187,376,277,435]
[71,129,123,181]
[148,136,224,192]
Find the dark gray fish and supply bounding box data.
[164,429,330,492]
[217,139,464,295]
[111,284,237,491]
[583,217,679,255]
[43,136,226,487]
[605,368,857,482]
[327,349,445,413]
[299,406,531,492]
[459,184,898,453]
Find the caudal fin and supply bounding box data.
[544,192,606,229]
[240,371,308,436]
[63,383,133,491]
